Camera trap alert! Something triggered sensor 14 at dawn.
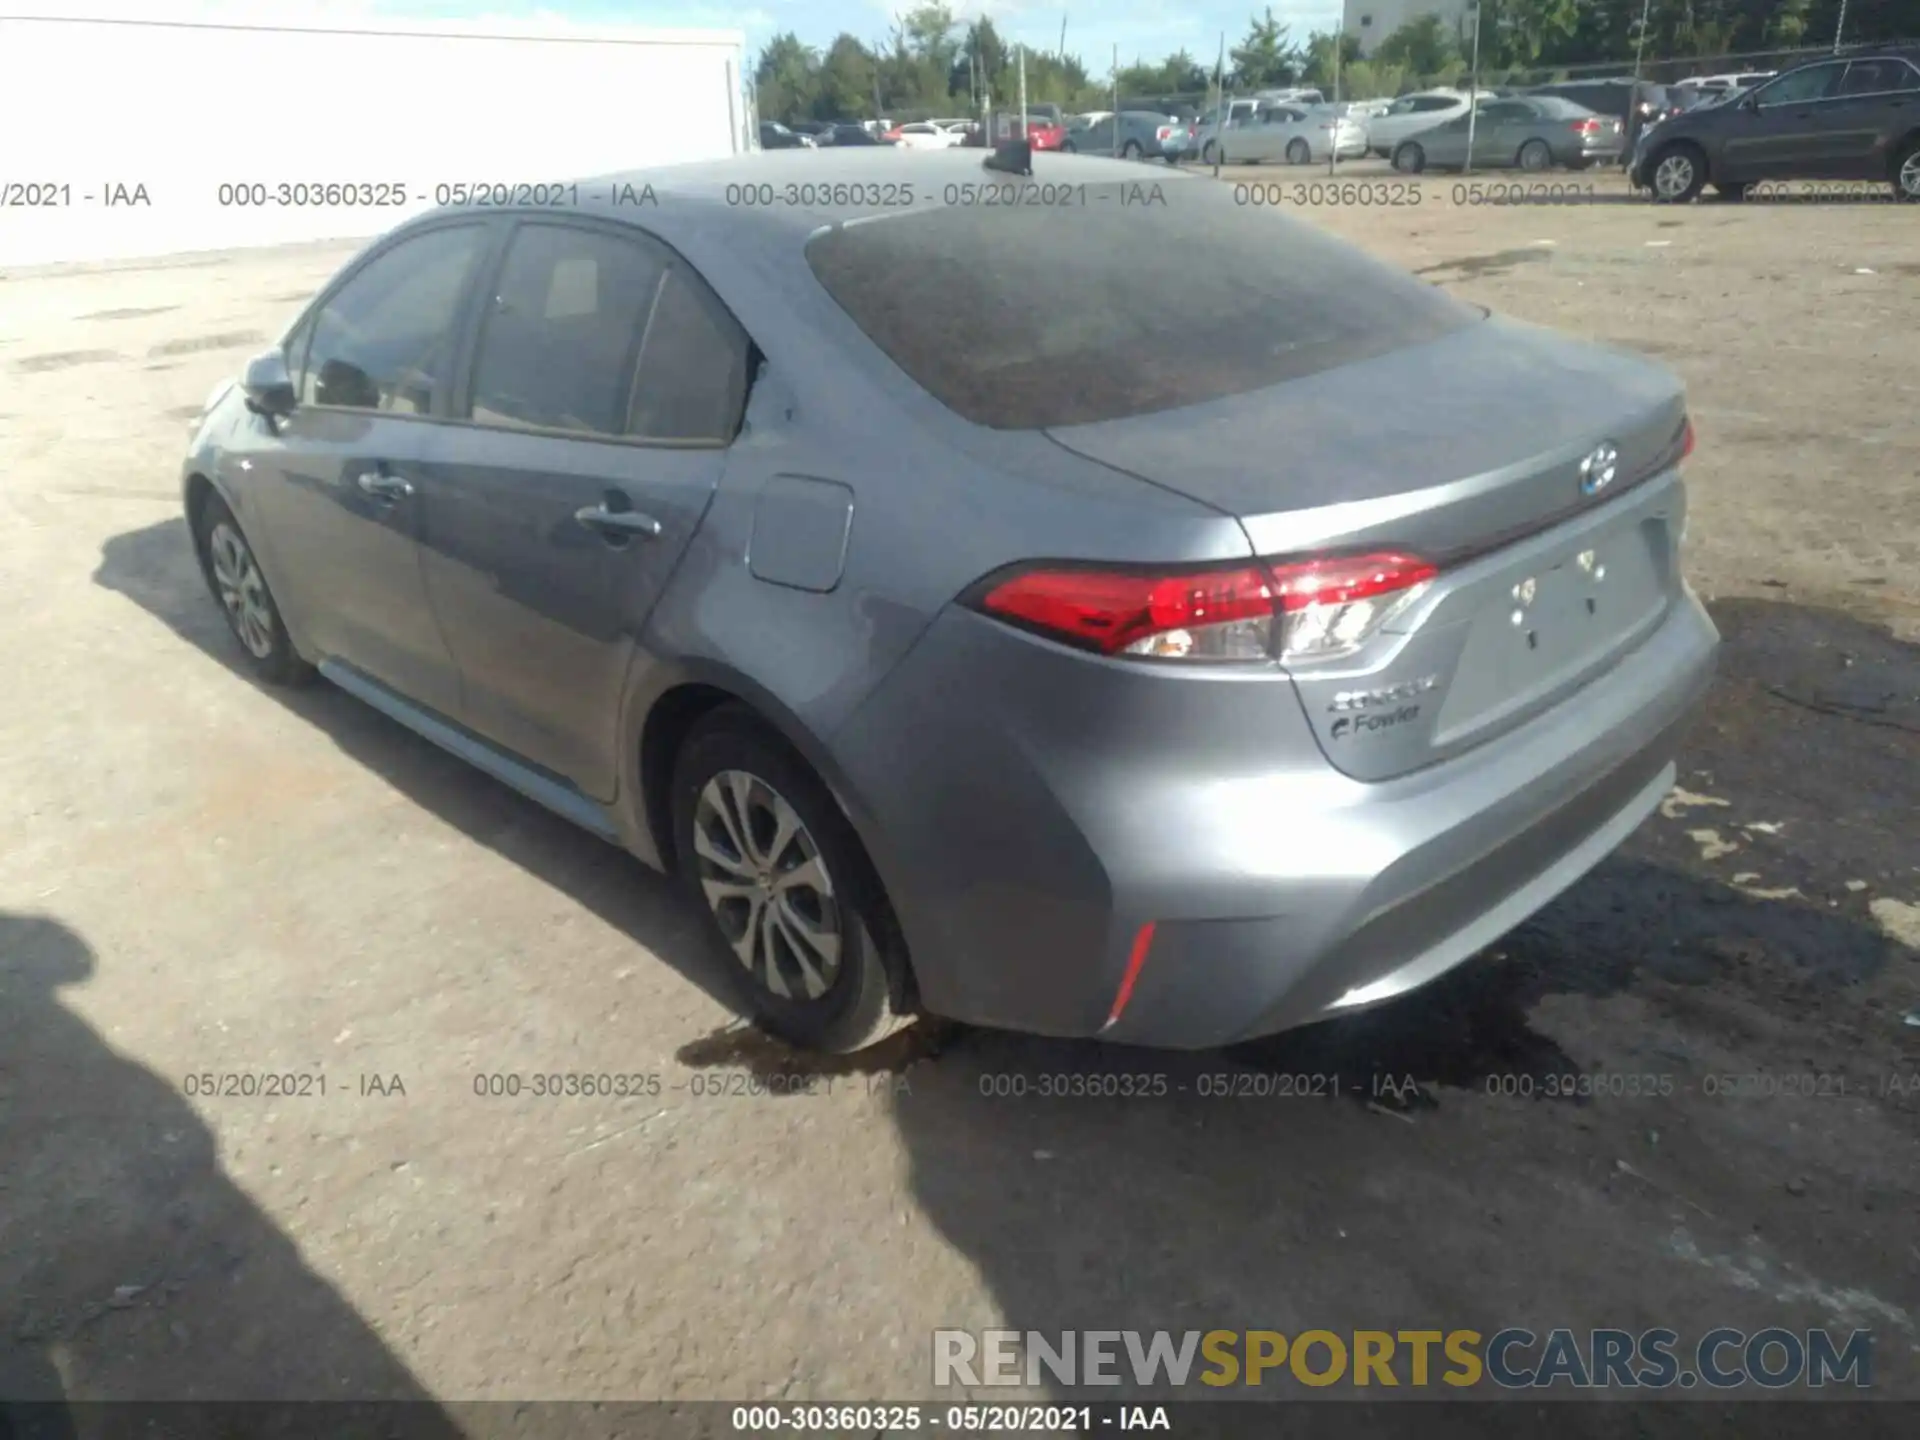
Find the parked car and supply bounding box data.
[1191,98,1260,162]
[1213,102,1369,165]
[1061,110,1189,161]
[884,121,960,150]
[1672,71,1775,100]
[1392,95,1624,173]
[826,123,894,146]
[790,121,833,144]
[1631,49,1920,202]
[183,147,1714,1055]
[1364,89,1477,157]
[1254,86,1324,106]
[985,110,1068,150]
[758,121,814,151]
[1525,78,1668,157]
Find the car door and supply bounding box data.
[247,220,494,716]
[1724,61,1849,179]
[1469,101,1530,167]
[414,218,746,800]
[1827,58,1920,176]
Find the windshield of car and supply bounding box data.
[805,186,1481,429]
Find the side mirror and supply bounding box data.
[241,349,297,417]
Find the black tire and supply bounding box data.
[1060,140,1076,153]
[191,493,314,686]
[1517,139,1552,172]
[1714,181,1748,201]
[1894,138,1920,202]
[1393,142,1425,174]
[670,708,915,1054]
[1285,138,1311,165]
[1647,142,1707,203]
[1201,140,1219,165]
[1121,139,1143,159]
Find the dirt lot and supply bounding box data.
[2,168,1918,1434]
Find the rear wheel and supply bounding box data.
[1648,143,1707,203]
[1121,139,1143,159]
[1285,138,1311,165]
[192,494,312,686]
[1517,139,1552,172]
[1894,139,1920,202]
[670,709,915,1054]
[1393,142,1425,174]
[1060,140,1076,153]
[1201,139,1219,165]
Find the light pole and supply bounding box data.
[1634,0,1652,79]
[1463,1,1482,177]
[1835,0,1850,53]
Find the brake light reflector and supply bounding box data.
[1573,118,1601,135]
[972,552,1436,664]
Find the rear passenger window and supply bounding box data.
[466,223,666,438]
[627,266,751,443]
[1840,59,1920,96]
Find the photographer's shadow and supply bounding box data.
[0,912,463,1436]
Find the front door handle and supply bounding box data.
[356,471,414,500]
[574,504,662,540]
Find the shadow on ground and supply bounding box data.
[92,516,749,1028]
[0,913,465,1436]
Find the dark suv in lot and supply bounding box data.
[1630,49,1920,202]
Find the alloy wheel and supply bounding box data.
[207,521,275,659]
[1899,149,1920,200]
[1653,153,1695,200]
[692,770,842,1001]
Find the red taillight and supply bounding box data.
[973,552,1436,663]
[1681,417,1696,461]
[1158,126,1173,140]
[1573,118,1601,135]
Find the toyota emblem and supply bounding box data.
[1579,442,1620,497]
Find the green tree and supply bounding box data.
[1230,7,1302,87]
[814,34,878,121]
[753,32,819,124]
[1299,29,1362,89]
[1374,12,1461,76]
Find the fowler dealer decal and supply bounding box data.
[1330,706,1420,740]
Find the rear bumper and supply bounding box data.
[832,586,1718,1050]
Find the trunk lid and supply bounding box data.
[1045,317,1691,781]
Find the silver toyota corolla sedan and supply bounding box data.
[181,148,1717,1054]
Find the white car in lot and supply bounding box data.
[888,121,962,150]
[1363,89,1478,157]
[1212,102,1369,165]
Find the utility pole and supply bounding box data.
[1329,29,1342,175]
[1835,0,1851,53]
[1634,0,1652,79]
[1212,31,1226,173]
[1018,43,1028,138]
[1059,12,1068,62]
[1464,1,1482,177]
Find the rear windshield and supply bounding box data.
[804,179,1479,429]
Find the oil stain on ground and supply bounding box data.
[1414,248,1551,280]
[12,349,122,373]
[146,329,267,359]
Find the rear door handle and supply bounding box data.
[574,504,662,539]
[356,471,413,500]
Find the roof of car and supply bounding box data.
[407,148,1203,256]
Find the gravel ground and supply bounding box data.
[1,169,1916,1435]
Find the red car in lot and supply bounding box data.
[964,110,1068,150]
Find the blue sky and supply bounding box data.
[131,0,1347,72]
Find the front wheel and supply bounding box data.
[1517,139,1552,172]
[1121,140,1142,159]
[1393,142,1425,174]
[1648,143,1707,203]
[671,710,916,1054]
[193,494,313,686]
[1894,139,1920,202]
[1201,139,1219,165]
[1285,139,1311,165]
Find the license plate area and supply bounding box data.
[1431,515,1670,747]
